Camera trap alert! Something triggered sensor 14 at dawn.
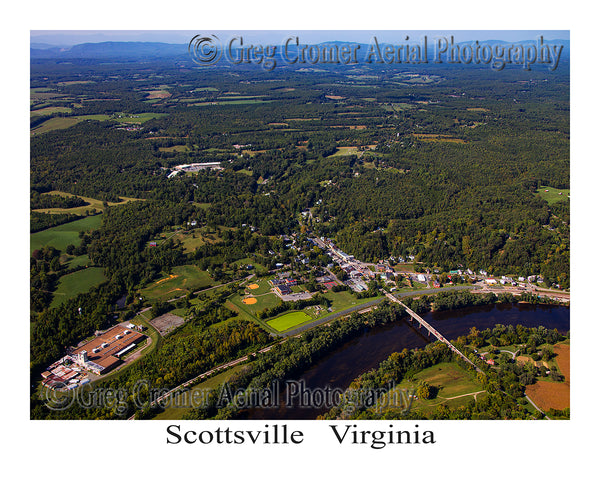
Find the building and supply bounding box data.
[70,325,146,376]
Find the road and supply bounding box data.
[525,394,550,419]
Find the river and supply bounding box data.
[242,302,569,419]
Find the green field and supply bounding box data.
[30,215,103,254]
[140,264,215,301]
[536,186,570,205]
[50,267,108,308]
[323,289,375,312]
[31,106,72,116]
[63,254,93,268]
[228,291,282,318]
[159,145,190,153]
[31,113,167,135]
[31,117,81,135]
[267,311,312,332]
[164,226,225,253]
[32,190,142,216]
[378,362,485,415]
[244,278,273,295]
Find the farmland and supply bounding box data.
[525,343,570,412]
[30,214,103,253]
[50,267,108,308]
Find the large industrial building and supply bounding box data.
[42,324,146,390]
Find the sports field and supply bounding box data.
[30,215,103,254]
[228,291,281,318]
[140,265,214,301]
[267,311,312,332]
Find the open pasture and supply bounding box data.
[30,215,103,254]
[536,186,570,205]
[50,267,108,308]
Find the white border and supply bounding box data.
[4,1,597,477]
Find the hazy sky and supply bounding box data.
[31,30,569,46]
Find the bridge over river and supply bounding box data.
[382,291,481,372]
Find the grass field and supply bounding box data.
[31,117,81,135]
[30,215,103,254]
[63,254,93,268]
[379,362,484,415]
[267,311,312,332]
[50,267,108,308]
[159,145,190,153]
[32,190,142,216]
[31,113,168,135]
[228,291,281,318]
[30,106,72,116]
[162,226,226,253]
[536,186,570,205]
[140,265,215,301]
[322,290,376,313]
[329,146,360,157]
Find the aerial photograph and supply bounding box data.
[29,29,571,423]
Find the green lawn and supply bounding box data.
[536,186,570,205]
[140,265,215,301]
[323,290,376,313]
[379,362,484,415]
[50,267,108,308]
[267,311,312,332]
[30,215,103,254]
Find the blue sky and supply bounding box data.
[30,30,569,47]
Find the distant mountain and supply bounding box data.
[30,41,188,60]
[30,39,569,69]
